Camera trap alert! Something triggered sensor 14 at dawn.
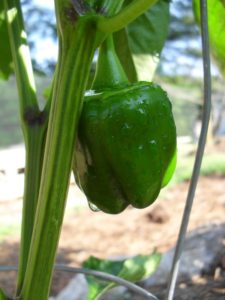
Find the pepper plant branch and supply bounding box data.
[97,0,158,33]
[3,0,38,126]
[3,0,48,294]
[20,15,105,299]
[95,0,125,16]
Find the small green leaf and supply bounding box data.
[118,253,161,282]
[83,256,124,276]
[83,252,161,300]
[125,0,170,81]
[193,0,225,77]
[83,256,124,300]
[126,0,170,56]
[0,1,13,80]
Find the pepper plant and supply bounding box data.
[0,0,177,299]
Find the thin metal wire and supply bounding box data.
[165,0,211,299]
[0,265,159,300]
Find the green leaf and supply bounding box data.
[0,1,13,80]
[193,0,225,77]
[83,252,161,300]
[117,253,161,282]
[83,256,124,300]
[122,0,170,81]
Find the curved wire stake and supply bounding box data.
[165,0,211,299]
[0,265,159,300]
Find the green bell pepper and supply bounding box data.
[73,35,177,214]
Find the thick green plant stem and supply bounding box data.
[20,14,103,300]
[3,0,47,293]
[98,0,159,33]
[16,126,46,294]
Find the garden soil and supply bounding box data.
[0,141,225,300]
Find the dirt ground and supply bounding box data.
[0,142,225,299]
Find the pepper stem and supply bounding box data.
[92,34,129,90]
